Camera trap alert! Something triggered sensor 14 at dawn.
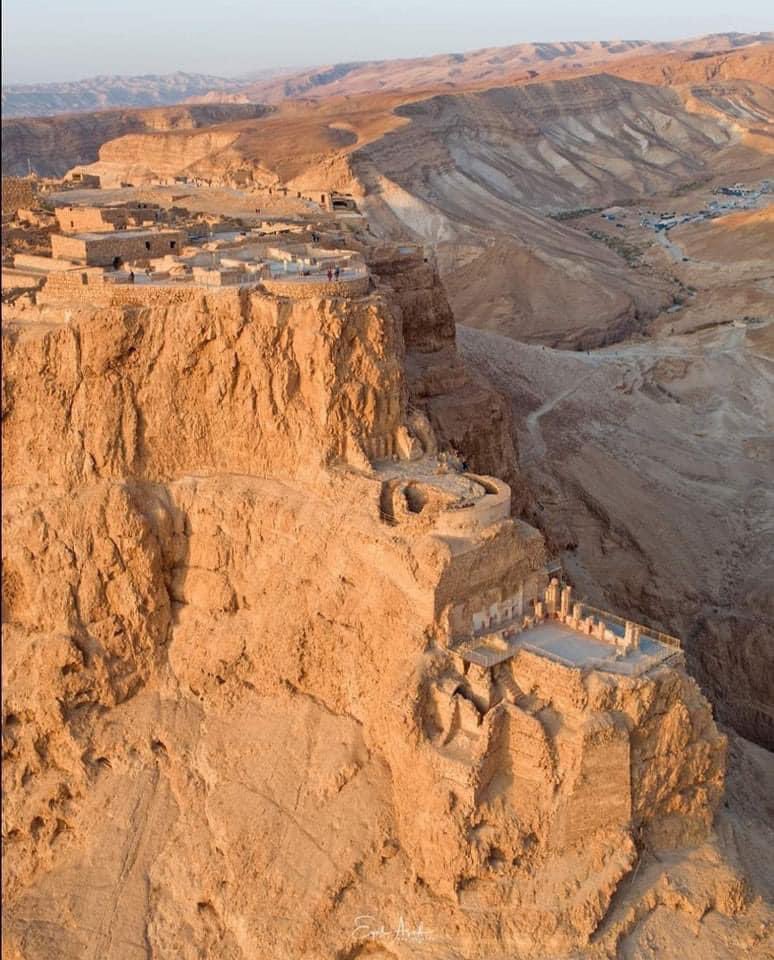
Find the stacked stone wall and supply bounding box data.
[433,477,511,537]
[511,648,588,711]
[2,177,37,216]
[37,279,245,308]
[261,275,369,300]
[560,720,632,843]
[55,207,129,233]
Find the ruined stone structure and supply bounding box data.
[1,176,38,216]
[63,170,101,188]
[322,191,360,212]
[54,203,161,234]
[451,572,682,676]
[50,228,186,265]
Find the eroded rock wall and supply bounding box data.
[2,287,406,487]
[370,252,523,500]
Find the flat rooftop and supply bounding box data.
[455,621,680,676]
[69,229,182,241]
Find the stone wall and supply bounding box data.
[14,254,77,272]
[51,230,186,266]
[560,717,632,844]
[55,206,123,233]
[2,177,37,216]
[261,275,370,300]
[432,475,511,538]
[36,275,376,308]
[435,520,548,625]
[55,204,162,234]
[511,647,589,711]
[36,277,241,308]
[66,172,101,188]
[1,270,44,291]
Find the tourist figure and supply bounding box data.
[334,266,340,281]
[327,267,333,282]
[128,270,135,284]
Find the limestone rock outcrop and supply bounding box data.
[3,286,407,486]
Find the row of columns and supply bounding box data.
[536,578,642,653]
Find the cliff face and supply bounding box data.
[3,286,406,486]
[2,270,766,959]
[94,129,244,183]
[370,250,521,489]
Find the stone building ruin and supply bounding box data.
[50,228,186,266]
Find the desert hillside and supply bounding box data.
[209,32,774,102]
[459,318,774,747]
[1,103,272,178]
[1,71,248,118]
[350,73,769,342]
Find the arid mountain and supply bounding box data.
[1,102,272,178]
[3,32,770,120]
[240,39,656,102]
[350,74,767,342]
[4,33,770,181]
[598,43,774,88]
[1,71,247,118]
[228,33,774,103]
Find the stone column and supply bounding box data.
[560,585,572,618]
[545,578,560,616]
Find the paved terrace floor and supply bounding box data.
[456,621,680,676]
[266,268,366,282]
